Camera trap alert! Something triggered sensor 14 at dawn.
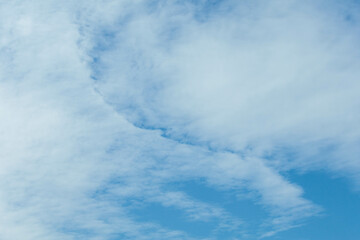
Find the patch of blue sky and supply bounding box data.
[130,202,218,238]
[273,171,360,240]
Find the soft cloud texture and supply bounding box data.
[0,0,359,239]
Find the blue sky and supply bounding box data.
[0,0,360,239]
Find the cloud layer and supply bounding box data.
[0,0,359,239]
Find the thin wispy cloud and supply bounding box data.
[0,0,359,239]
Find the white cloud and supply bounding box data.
[92,0,360,180]
[0,0,359,239]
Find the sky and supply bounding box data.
[0,0,359,239]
